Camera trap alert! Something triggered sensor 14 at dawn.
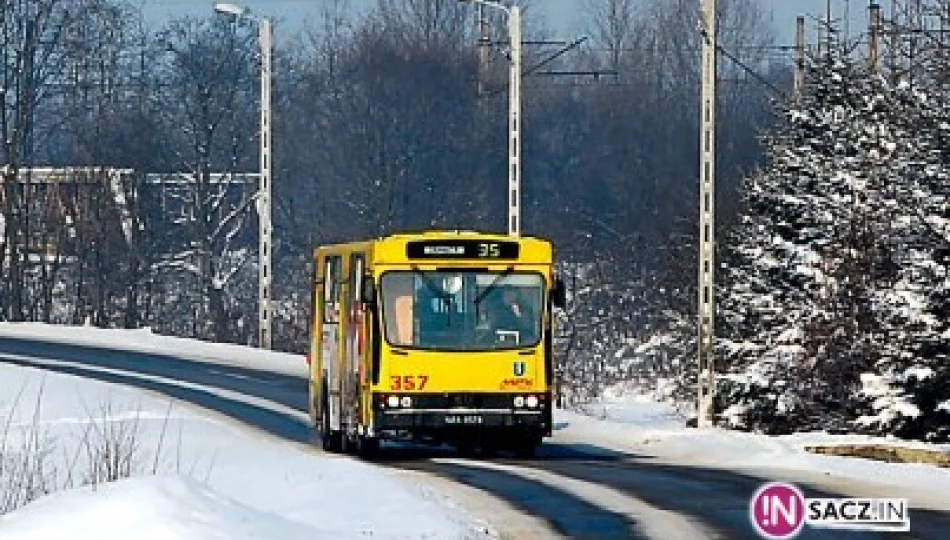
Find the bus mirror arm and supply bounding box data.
[361,278,377,309]
[551,278,566,309]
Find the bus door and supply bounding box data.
[308,258,320,421]
[322,255,343,431]
[343,252,366,434]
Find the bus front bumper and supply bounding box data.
[375,408,548,431]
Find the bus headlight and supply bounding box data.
[526,395,539,408]
[387,395,400,408]
[513,396,525,408]
[400,396,412,408]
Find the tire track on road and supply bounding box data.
[0,336,308,411]
[9,336,941,539]
[506,453,950,539]
[0,352,314,444]
[0,338,663,539]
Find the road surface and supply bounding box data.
[1,335,947,539]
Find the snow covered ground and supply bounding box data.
[558,383,950,511]
[1,322,949,539]
[0,322,307,378]
[0,361,491,540]
[0,324,489,539]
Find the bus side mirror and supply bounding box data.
[361,278,377,308]
[551,278,566,308]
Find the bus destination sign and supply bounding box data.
[407,239,520,260]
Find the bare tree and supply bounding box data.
[149,16,258,343]
[0,0,86,321]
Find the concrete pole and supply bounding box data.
[795,16,806,98]
[477,4,491,98]
[259,17,273,349]
[890,0,899,83]
[698,0,717,428]
[870,3,882,74]
[508,6,522,237]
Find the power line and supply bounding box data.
[476,35,615,99]
[714,43,787,98]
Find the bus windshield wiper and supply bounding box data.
[473,266,514,306]
[410,266,452,300]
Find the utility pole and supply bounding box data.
[259,16,273,349]
[214,2,274,349]
[910,0,918,88]
[870,3,882,74]
[890,0,899,83]
[826,0,834,51]
[697,0,717,428]
[458,0,521,237]
[795,15,806,98]
[507,5,521,237]
[476,4,491,98]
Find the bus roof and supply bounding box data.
[314,230,554,265]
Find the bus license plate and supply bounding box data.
[445,414,483,425]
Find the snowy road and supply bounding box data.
[1,333,948,539]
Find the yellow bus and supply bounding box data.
[308,230,565,457]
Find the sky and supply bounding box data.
[142,0,872,45]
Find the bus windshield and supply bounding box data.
[380,271,544,351]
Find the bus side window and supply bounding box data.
[350,253,365,306]
[350,253,365,324]
[324,255,342,323]
[310,258,320,333]
[384,274,414,346]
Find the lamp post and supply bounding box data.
[213,2,273,349]
[458,0,521,237]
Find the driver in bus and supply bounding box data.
[491,287,536,340]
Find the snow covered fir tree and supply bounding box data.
[717,41,949,442]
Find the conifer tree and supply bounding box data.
[854,79,950,441]
[718,47,903,433]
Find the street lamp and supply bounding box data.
[458,0,522,237]
[212,2,248,16]
[213,2,274,350]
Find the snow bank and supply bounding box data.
[0,363,486,539]
[0,322,307,378]
[557,386,950,509]
[0,476,326,540]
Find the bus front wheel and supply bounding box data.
[512,437,541,459]
[357,435,380,458]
